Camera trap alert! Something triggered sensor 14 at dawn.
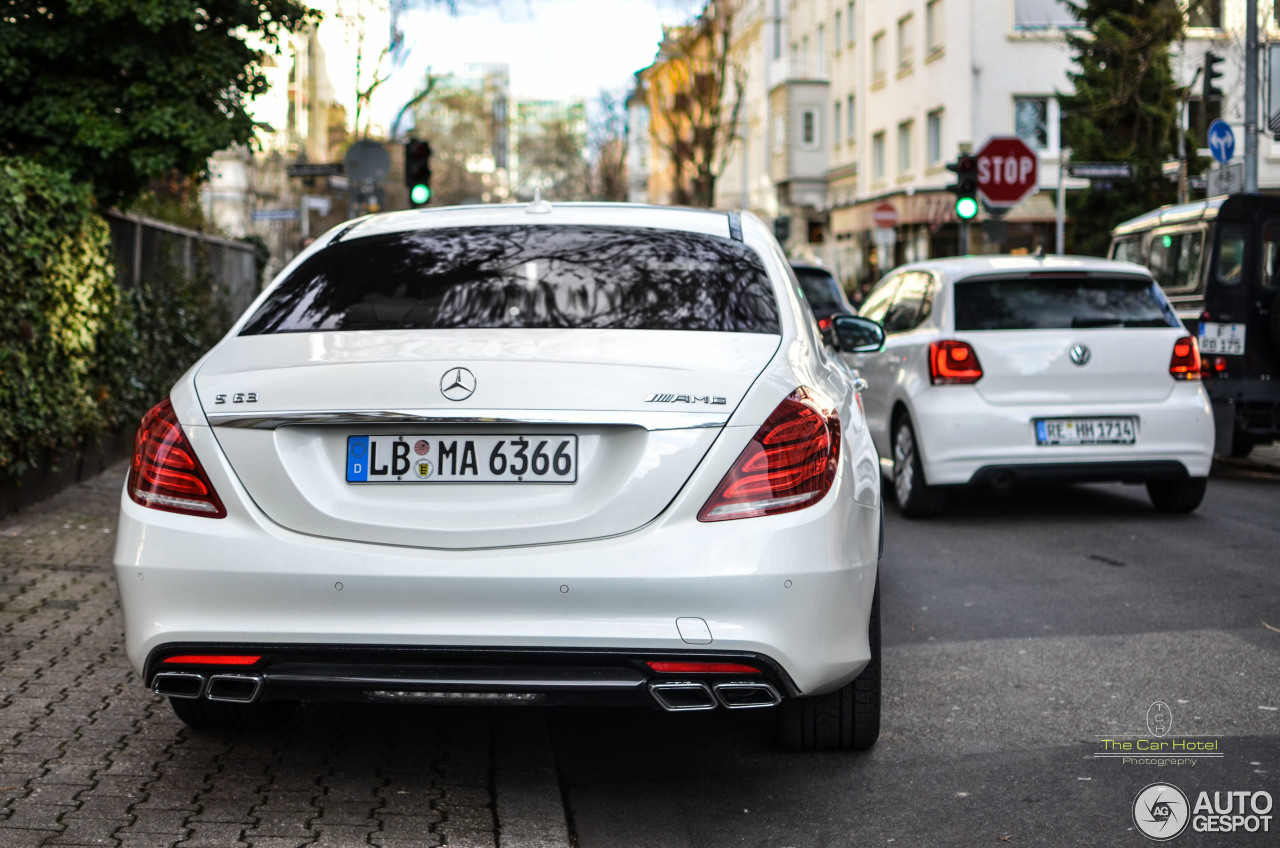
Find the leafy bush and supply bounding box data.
[0,157,231,477]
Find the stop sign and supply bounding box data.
[976,137,1039,208]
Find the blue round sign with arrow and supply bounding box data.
[1207,120,1235,164]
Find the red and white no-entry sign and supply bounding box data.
[872,202,899,229]
[976,137,1039,208]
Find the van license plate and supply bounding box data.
[346,435,577,483]
[1035,418,1136,446]
[1199,322,1245,355]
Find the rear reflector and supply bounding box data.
[698,387,840,522]
[128,398,226,518]
[646,661,762,675]
[163,655,261,666]
[930,340,983,384]
[1169,335,1202,380]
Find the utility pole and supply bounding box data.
[1246,0,1260,193]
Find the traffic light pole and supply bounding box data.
[1246,0,1259,194]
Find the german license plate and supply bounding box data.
[1034,418,1136,446]
[346,435,577,483]
[1199,322,1245,355]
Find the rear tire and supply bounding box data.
[778,582,880,752]
[168,697,296,732]
[1146,477,1208,514]
[892,416,945,518]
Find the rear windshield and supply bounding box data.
[954,275,1180,331]
[793,268,843,313]
[240,225,781,335]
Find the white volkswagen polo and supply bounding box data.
[845,255,1215,518]
[114,202,888,750]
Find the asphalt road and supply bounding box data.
[1,460,1277,847]
[550,467,1280,847]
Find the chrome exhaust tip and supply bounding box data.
[153,672,204,699]
[206,674,263,703]
[713,681,781,709]
[648,681,717,712]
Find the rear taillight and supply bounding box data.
[1169,335,1202,381]
[929,340,983,384]
[163,655,261,665]
[646,661,761,675]
[698,388,840,522]
[127,398,226,518]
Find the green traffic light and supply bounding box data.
[410,184,431,205]
[955,196,978,220]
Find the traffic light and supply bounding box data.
[404,139,432,206]
[946,153,979,220]
[1203,51,1223,99]
[773,214,791,243]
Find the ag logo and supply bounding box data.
[1133,782,1189,841]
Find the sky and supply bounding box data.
[372,0,701,130]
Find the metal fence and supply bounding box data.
[105,211,259,315]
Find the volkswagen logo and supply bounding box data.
[1070,344,1092,367]
[440,367,476,402]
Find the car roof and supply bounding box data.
[327,202,736,242]
[886,254,1154,287]
[789,261,834,275]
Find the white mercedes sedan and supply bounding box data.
[844,255,1215,518]
[114,202,888,751]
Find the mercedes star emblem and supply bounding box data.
[1069,344,1092,367]
[440,367,476,401]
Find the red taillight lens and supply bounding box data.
[818,317,832,330]
[929,340,983,384]
[127,398,227,518]
[1169,335,1202,381]
[1214,356,1227,372]
[163,655,261,666]
[646,661,761,675]
[698,388,840,522]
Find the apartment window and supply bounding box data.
[773,0,782,59]
[834,101,842,146]
[872,31,886,84]
[835,11,842,52]
[897,15,914,73]
[790,43,798,76]
[818,25,826,75]
[802,35,810,76]
[1189,0,1223,28]
[898,120,913,175]
[1014,96,1055,151]
[847,94,855,140]
[925,0,944,54]
[848,2,856,43]
[873,131,886,180]
[1013,0,1081,29]
[801,108,820,149]
[773,113,785,153]
[927,109,944,166]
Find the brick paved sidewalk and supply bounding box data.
[0,463,568,848]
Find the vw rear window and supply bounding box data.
[240,225,781,335]
[953,275,1180,331]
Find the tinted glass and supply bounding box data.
[1262,221,1280,289]
[793,267,844,313]
[241,226,781,335]
[1215,225,1248,287]
[883,272,933,334]
[859,276,900,324]
[1110,235,1143,265]
[1147,229,1204,295]
[954,275,1179,331]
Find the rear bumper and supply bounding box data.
[906,383,1215,486]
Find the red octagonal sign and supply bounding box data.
[976,136,1039,208]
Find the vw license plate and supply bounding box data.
[346,435,577,483]
[1035,418,1136,446]
[1198,322,1245,355]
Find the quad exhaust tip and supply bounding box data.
[153,672,204,699]
[206,675,263,703]
[649,681,781,712]
[649,681,717,711]
[713,682,782,709]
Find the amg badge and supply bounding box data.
[644,394,727,405]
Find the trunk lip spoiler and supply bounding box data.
[205,409,730,432]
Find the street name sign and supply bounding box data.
[252,209,300,222]
[976,137,1039,208]
[286,163,345,178]
[1068,162,1135,180]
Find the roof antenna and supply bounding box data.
[1034,244,1046,259]
[527,188,552,215]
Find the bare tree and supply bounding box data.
[588,88,629,201]
[643,0,746,208]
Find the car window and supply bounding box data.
[1147,229,1204,295]
[241,226,782,335]
[1110,235,1144,265]
[793,268,843,313]
[1215,225,1248,288]
[1260,221,1280,289]
[953,275,1180,330]
[882,272,933,334]
[858,276,900,324]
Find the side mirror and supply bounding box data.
[831,315,885,353]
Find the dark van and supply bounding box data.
[1110,194,1280,456]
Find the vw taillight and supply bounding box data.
[1169,335,1202,381]
[929,340,983,384]
[698,388,840,522]
[127,398,226,518]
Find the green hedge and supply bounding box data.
[0,157,229,478]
